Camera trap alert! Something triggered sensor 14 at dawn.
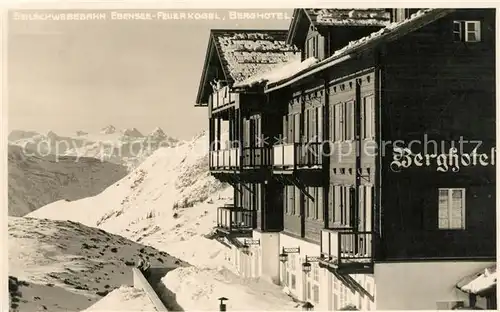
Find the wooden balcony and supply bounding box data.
[209,86,238,112]
[272,142,324,172]
[209,148,240,171]
[242,147,272,168]
[319,229,375,274]
[216,205,256,235]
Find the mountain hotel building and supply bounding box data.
[195,8,496,310]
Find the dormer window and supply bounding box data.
[453,20,481,42]
[305,34,324,60]
[306,36,318,58]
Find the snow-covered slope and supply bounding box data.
[83,286,157,311]
[163,267,301,311]
[8,145,128,217]
[8,216,183,312]
[8,127,179,171]
[29,131,299,311]
[29,131,230,265]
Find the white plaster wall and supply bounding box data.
[253,230,280,284]
[374,261,495,310]
[279,233,325,308]
[279,233,377,311]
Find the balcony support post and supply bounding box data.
[216,117,221,150]
[226,176,243,195]
[238,108,243,171]
[287,174,314,202]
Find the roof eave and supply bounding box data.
[265,8,455,93]
[195,33,216,105]
[286,9,302,45]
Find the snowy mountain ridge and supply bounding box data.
[8,128,180,171]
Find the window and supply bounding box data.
[333,186,353,227]
[306,35,322,59]
[281,262,287,286]
[282,115,288,142]
[316,187,323,220]
[332,276,339,310]
[294,187,301,216]
[285,253,297,290]
[362,95,375,139]
[333,185,341,224]
[438,188,466,229]
[290,254,296,270]
[312,285,320,303]
[286,185,296,215]
[305,187,312,219]
[466,21,481,42]
[313,264,319,282]
[294,114,301,142]
[453,21,481,42]
[365,185,373,232]
[334,103,343,141]
[255,184,261,211]
[306,37,316,59]
[283,185,290,214]
[307,281,312,299]
[345,100,355,140]
[333,101,354,141]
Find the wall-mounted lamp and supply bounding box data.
[241,239,260,254]
[302,255,322,274]
[241,243,250,254]
[279,246,300,263]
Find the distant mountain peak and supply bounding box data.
[121,128,144,138]
[45,131,59,140]
[100,125,116,134]
[149,127,166,139]
[75,130,88,136]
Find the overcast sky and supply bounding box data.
[7,9,292,139]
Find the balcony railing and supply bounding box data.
[242,147,272,168]
[209,148,240,170]
[320,230,374,267]
[210,86,236,110]
[273,142,323,169]
[217,206,256,233]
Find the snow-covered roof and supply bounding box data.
[233,57,318,89]
[266,8,454,92]
[196,29,299,104]
[457,265,497,295]
[305,9,391,27]
[214,30,300,83]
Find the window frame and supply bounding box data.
[453,20,481,43]
[362,94,375,140]
[438,188,466,230]
[465,21,481,42]
[345,100,355,141]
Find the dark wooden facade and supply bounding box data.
[270,8,496,273]
[209,90,286,234]
[197,9,496,274]
[379,9,496,260]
